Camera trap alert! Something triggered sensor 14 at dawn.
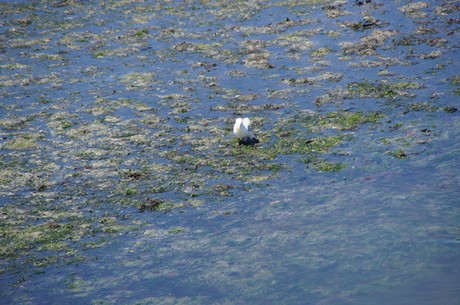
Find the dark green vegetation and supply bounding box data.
[0,0,459,304]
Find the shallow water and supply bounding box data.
[1,0,459,304]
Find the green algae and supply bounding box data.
[173,42,239,64]
[1,136,38,150]
[399,2,429,18]
[168,227,187,234]
[301,111,383,131]
[302,156,347,172]
[0,115,36,130]
[120,72,157,89]
[390,149,408,159]
[341,29,398,56]
[283,72,343,85]
[310,47,333,58]
[447,75,460,95]
[404,101,439,113]
[346,80,424,100]
[443,106,457,113]
[1,208,86,259]
[273,134,344,155]
[0,188,142,268]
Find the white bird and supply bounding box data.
[233,117,254,139]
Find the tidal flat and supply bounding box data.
[1,0,459,304]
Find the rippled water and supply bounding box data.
[1,0,459,304]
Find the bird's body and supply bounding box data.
[233,117,254,139]
[233,117,259,145]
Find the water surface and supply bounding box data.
[1,0,459,304]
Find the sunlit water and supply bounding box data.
[1,0,459,304]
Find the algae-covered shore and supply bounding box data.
[1,1,459,304]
